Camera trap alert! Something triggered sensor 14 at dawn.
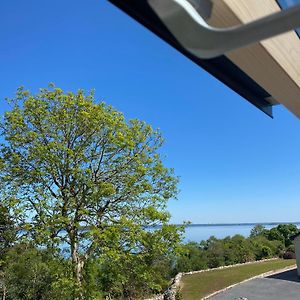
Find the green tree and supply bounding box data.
[3,244,74,300]
[0,85,181,298]
[265,224,299,247]
[250,224,266,238]
[267,227,284,243]
[223,235,255,264]
[249,235,283,260]
[176,242,208,272]
[94,224,181,299]
[276,224,299,247]
[203,236,225,268]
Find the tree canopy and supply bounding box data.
[0,85,182,298]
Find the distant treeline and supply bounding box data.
[182,222,300,227]
[175,224,298,273]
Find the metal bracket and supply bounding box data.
[187,0,213,20]
[148,0,300,59]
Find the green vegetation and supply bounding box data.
[175,224,298,273]
[0,204,15,256]
[0,85,182,300]
[0,204,17,300]
[181,259,296,300]
[0,85,298,299]
[3,244,75,300]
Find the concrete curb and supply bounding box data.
[202,264,297,300]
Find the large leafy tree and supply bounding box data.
[0,85,181,298]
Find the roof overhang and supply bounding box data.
[108,0,300,118]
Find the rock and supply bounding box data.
[163,287,176,300]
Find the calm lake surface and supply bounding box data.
[183,223,300,243]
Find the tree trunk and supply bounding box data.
[73,253,84,289]
[70,232,85,300]
[2,285,6,300]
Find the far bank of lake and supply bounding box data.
[183,222,300,243]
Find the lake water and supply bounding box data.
[183,223,300,243]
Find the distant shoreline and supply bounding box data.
[18,223,299,232]
[179,222,300,227]
[148,222,300,229]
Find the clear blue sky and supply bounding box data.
[1,0,300,224]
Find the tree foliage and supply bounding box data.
[0,204,16,300]
[0,85,182,298]
[3,244,74,300]
[250,224,266,238]
[176,224,298,273]
[0,205,15,256]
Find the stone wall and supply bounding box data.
[145,273,182,300]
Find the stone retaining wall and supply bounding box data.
[145,273,182,300]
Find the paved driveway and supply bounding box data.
[211,268,300,300]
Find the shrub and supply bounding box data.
[2,244,74,300]
[283,251,296,259]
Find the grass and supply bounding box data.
[181,259,296,300]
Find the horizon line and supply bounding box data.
[168,221,300,227]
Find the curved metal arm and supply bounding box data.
[148,0,300,59]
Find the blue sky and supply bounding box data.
[1,0,300,224]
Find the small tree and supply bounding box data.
[0,85,181,298]
[276,224,299,247]
[250,224,266,238]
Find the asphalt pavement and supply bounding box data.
[211,268,300,300]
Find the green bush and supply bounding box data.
[176,224,298,274]
[2,244,74,300]
[175,242,208,272]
